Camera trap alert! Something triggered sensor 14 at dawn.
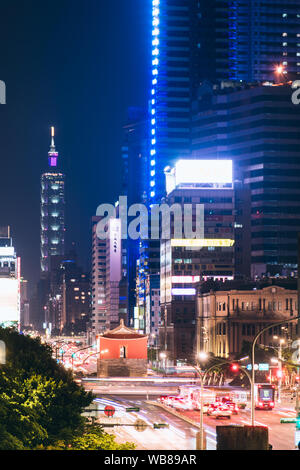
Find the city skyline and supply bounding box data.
[0,0,148,292]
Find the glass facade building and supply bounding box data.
[149,0,200,202]
[40,128,65,273]
[148,0,300,202]
[192,82,300,278]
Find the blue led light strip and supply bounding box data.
[150,0,160,200]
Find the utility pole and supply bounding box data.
[278,339,284,404]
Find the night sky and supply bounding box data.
[0,0,149,293]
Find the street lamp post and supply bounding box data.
[194,356,252,450]
[273,337,285,403]
[195,351,208,451]
[159,352,167,373]
[151,334,158,365]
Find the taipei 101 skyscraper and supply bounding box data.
[40,127,65,273]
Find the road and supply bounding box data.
[89,392,298,450]
[93,396,216,450]
[179,401,297,450]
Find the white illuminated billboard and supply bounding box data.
[109,218,121,282]
[0,247,15,257]
[172,288,196,296]
[175,160,233,185]
[0,278,20,325]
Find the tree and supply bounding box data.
[0,328,135,450]
[0,370,48,449]
[68,424,136,450]
[0,328,93,448]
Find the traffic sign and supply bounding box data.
[153,423,169,429]
[134,419,148,432]
[280,418,296,423]
[246,364,258,371]
[246,363,269,371]
[126,407,140,412]
[258,363,269,371]
[104,405,115,418]
[295,430,300,447]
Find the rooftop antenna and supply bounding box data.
[50,126,55,150]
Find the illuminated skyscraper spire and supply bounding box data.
[48,126,59,168]
[50,126,56,150]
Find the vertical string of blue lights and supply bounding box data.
[150,0,160,201]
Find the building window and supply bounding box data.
[120,346,127,358]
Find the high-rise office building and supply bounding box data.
[122,107,149,205]
[159,160,235,362]
[145,273,161,345]
[40,127,65,273]
[45,252,91,335]
[192,81,300,278]
[148,0,300,201]
[0,226,21,328]
[149,0,200,202]
[121,107,149,324]
[91,216,108,335]
[226,0,300,82]
[20,278,30,329]
[91,216,125,337]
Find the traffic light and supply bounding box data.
[231,364,239,372]
[126,407,140,412]
[296,416,300,431]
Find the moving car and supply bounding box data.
[216,397,239,415]
[207,403,232,419]
[224,401,239,415]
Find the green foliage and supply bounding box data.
[68,424,136,450]
[0,424,25,450]
[0,328,93,449]
[35,424,136,450]
[0,326,70,382]
[282,348,298,373]
[0,328,135,450]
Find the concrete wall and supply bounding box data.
[97,358,147,377]
[216,425,269,450]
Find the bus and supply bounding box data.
[254,383,275,410]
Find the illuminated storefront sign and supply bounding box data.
[171,288,196,296]
[172,276,200,284]
[170,239,235,248]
